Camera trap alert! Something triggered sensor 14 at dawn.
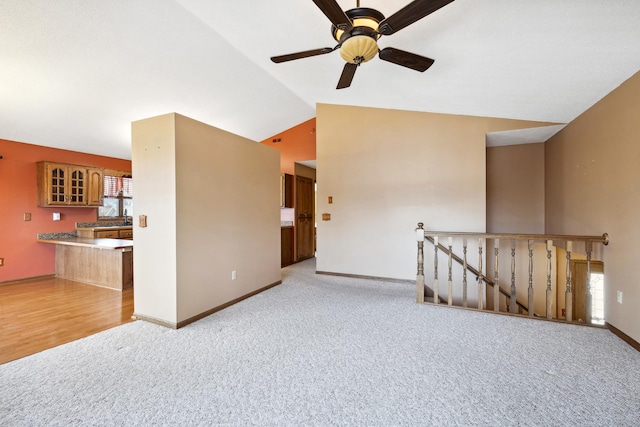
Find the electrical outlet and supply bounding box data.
[0,258,4,267]
[617,291,623,304]
[231,270,237,280]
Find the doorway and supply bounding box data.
[571,260,604,324]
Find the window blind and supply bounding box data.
[104,176,133,198]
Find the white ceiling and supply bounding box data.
[2,0,640,160]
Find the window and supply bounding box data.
[98,174,133,221]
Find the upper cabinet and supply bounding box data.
[280,173,293,208]
[37,161,104,207]
[86,167,104,206]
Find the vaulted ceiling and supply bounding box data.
[2,1,640,159]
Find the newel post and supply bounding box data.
[416,223,425,303]
[546,239,553,319]
[565,241,573,322]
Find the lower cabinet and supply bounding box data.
[77,227,133,240]
[281,226,294,267]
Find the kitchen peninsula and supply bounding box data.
[38,231,133,291]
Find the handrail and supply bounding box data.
[425,236,532,314]
[424,231,609,246]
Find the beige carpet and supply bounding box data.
[1,258,639,426]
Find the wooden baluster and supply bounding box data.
[416,223,425,303]
[462,238,468,308]
[585,241,593,324]
[528,240,534,317]
[433,236,439,304]
[546,239,553,319]
[565,241,573,321]
[477,238,484,310]
[448,237,453,306]
[510,239,517,314]
[494,239,499,312]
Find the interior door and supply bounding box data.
[295,175,315,261]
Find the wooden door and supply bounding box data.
[295,175,314,261]
[571,260,604,323]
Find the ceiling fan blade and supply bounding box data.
[378,0,455,36]
[337,63,358,89]
[312,0,352,31]
[379,47,435,72]
[271,47,335,63]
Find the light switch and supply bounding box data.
[328,196,333,204]
[24,213,31,221]
[322,213,331,221]
[139,215,147,228]
[53,212,61,221]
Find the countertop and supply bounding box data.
[37,237,133,250]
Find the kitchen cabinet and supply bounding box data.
[118,229,133,239]
[77,227,133,240]
[36,161,104,207]
[281,226,294,267]
[86,168,104,206]
[280,173,293,208]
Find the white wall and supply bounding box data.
[131,114,178,323]
[132,113,281,326]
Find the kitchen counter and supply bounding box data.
[38,236,133,290]
[38,237,133,250]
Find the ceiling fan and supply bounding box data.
[271,0,455,89]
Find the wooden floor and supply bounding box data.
[0,276,134,365]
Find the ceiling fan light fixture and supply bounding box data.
[339,35,378,64]
[331,7,386,42]
[271,0,454,89]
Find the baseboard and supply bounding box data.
[175,280,282,328]
[133,280,283,329]
[0,274,56,286]
[316,270,413,284]
[606,322,640,352]
[131,313,178,329]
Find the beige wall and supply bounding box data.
[487,143,545,234]
[316,103,556,281]
[546,70,640,342]
[132,113,281,326]
[294,163,316,181]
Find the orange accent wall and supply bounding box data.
[0,138,131,283]
[260,118,316,174]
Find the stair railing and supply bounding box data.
[415,222,609,324]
